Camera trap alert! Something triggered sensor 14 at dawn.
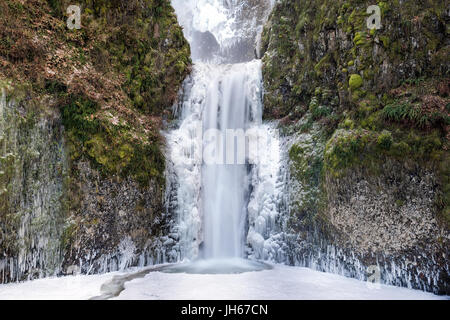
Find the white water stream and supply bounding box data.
[166,0,283,264]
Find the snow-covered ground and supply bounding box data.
[0,271,122,300]
[0,264,447,300]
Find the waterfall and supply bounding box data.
[166,0,284,262]
[201,61,260,259]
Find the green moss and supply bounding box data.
[61,222,77,250]
[377,130,393,150]
[353,32,366,46]
[389,141,411,158]
[60,95,100,143]
[349,74,363,91]
[289,131,327,224]
[323,125,445,178]
[343,118,355,129]
[309,97,332,120]
[377,1,390,15]
[70,0,190,114]
[351,89,366,100]
[324,129,375,174]
[314,54,331,76]
[395,199,405,207]
[379,36,390,47]
[60,95,164,187]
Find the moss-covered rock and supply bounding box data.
[263,0,450,294]
[0,0,191,283]
[349,74,363,90]
[0,0,192,188]
[261,0,448,119]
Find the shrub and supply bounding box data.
[377,130,393,150]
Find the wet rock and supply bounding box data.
[191,31,220,61]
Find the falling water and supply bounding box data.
[202,62,259,259]
[166,0,282,263]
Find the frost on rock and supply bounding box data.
[117,237,137,271]
[0,89,67,283]
[246,123,289,262]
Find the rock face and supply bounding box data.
[261,0,448,119]
[61,160,171,275]
[261,0,449,294]
[326,161,441,255]
[0,85,67,282]
[0,0,191,283]
[191,31,220,61]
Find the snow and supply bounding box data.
[0,264,446,300]
[114,264,447,300]
[171,0,236,56]
[246,123,288,262]
[0,272,121,300]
